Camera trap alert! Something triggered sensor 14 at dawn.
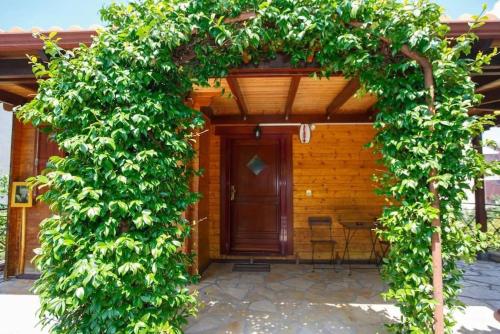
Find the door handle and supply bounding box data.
[230,185,236,201]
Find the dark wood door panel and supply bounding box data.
[230,202,279,234]
[231,139,279,197]
[231,240,281,253]
[221,132,293,256]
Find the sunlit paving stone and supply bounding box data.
[185,262,500,333]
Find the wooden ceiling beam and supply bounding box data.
[210,113,371,125]
[366,107,379,122]
[228,68,323,78]
[200,106,214,118]
[284,77,301,120]
[476,78,500,93]
[469,108,496,116]
[0,89,28,106]
[479,89,500,106]
[0,78,37,85]
[226,77,249,120]
[0,58,34,81]
[231,53,321,73]
[2,103,14,111]
[227,71,318,78]
[18,83,38,93]
[326,77,360,120]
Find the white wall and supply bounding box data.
[0,105,12,174]
[0,105,12,204]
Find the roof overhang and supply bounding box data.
[1,21,500,125]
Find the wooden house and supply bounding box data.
[0,20,499,277]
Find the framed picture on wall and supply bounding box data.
[10,182,33,208]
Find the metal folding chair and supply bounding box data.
[309,216,336,271]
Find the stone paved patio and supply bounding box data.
[0,261,499,333]
[186,262,500,334]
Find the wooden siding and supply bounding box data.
[292,125,384,260]
[7,122,384,276]
[206,124,385,261]
[195,122,211,273]
[6,121,37,275]
[6,123,62,276]
[208,133,221,259]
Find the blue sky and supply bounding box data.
[0,0,498,30]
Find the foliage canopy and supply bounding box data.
[17,0,497,333]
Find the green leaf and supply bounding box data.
[75,287,85,300]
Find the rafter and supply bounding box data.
[2,102,14,111]
[18,83,38,93]
[0,89,28,106]
[0,78,36,85]
[0,58,34,81]
[226,77,249,120]
[476,78,500,93]
[479,89,500,106]
[284,77,301,120]
[200,106,214,118]
[366,107,379,122]
[326,77,360,120]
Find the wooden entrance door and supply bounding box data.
[221,133,292,256]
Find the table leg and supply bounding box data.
[368,229,377,265]
[312,242,316,272]
[342,228,357,275]
[341,228,348,265]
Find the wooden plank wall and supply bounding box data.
[195,123,211,273]
[208,133,221,259]
[7,122,384,276]
[205,124,385,261]
[6,120,40,276]
[8,119,212,276]
[292,124,384,260]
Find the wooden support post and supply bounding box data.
[407,56,445,334]
[381,38,445,334]
[475,182,488,233]
[473,135,488,232]
[17,207,26,275]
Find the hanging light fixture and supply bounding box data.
[254,124,262,139]
[299,124,312,144]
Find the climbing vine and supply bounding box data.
[17,0,497,333]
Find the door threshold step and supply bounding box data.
[232,263,271,272]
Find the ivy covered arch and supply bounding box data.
[18,0,493,333]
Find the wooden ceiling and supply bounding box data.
[2,21,500,124]
[191,76,377,124]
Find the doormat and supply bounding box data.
[232,263,271,272]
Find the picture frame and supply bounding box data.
[10,182,33,208]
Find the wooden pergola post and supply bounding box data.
[386,43,445,334]
[473,135,488,232]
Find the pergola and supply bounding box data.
[1,21,499,233]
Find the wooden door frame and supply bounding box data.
[219,126,294,256]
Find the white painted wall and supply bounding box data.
[0,105,12,204]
